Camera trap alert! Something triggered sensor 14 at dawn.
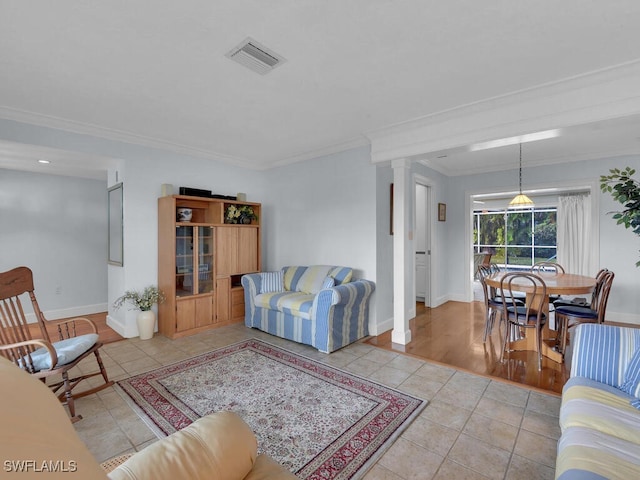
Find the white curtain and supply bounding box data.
[557,193,591,275]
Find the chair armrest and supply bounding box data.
[47,316,98,340]
[241,273,262,295]
[0,339,59,370]
[316,279,376,306]
[571,323,640,388]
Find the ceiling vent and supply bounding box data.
[225,37,286,75]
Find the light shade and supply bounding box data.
[509,193,535,208]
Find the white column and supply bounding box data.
[392,158,412,345]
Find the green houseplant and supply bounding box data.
[600,166,640,266]
[225,204,258,224]
[114,286,165,340]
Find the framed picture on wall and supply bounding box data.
[438,202,446,222]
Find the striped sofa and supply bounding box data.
[241,265,375,353]
[556,323,640,480]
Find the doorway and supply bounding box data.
[414,178,432,307]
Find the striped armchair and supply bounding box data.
[556,323,640,480]
[241,266,375,353]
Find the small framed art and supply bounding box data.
[438,202,446,222]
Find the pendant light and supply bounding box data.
[508,143,534,208]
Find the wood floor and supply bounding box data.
[366,300,571,395]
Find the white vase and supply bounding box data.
[136,310,156,340]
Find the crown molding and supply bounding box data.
[0,106,257,169]
[367,59,640,163]
[263,136,370,170]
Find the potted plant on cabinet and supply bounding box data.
[600,166,640,266]
[225,205,258,224]
[114,286,165,339]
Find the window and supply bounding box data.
[473,207,557,269]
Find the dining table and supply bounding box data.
[485,271,597,363]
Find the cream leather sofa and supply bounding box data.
[0,357,296,479]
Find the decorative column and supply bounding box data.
[392,158,412,345]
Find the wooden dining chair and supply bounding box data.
[500,272,547,371]
[477,265,524,343]
[555,270,615,356]
[0,266,113,422]
[531,261,565,274]
[531,262,565,306]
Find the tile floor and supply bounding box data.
[72,324,560,480]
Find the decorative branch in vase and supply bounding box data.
[114,286,165,339]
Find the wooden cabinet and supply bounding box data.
[215,227,259,275]
[158,195,261,338]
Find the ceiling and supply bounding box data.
[2,0,640,179]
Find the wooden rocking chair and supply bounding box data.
[0,266,113,422]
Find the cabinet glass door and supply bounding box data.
[198,226,214,294]
[176,226,194,296]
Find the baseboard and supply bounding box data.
[606,311,640,326]
[106,314,139,338]
[25,303,107,323]
[369,317,394,336]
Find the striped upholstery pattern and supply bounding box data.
[556,324,640,480]
[260,271,283,293]
[254,292,314,319]
[241,267,374,353]
[571,323,640,389]
[295,265,334,294]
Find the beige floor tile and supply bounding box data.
[397,373,445,400]
[527,391,561,418]
[483,381,530,408]
[462,412,519,452]
[433,382,483,411]
[446,371,491,395]
[514,430,558,468]
[433,459,492,480]
[342,341,376,358]
[413,362,456,383]
[319,349,359,367]
[119,356,162,376]
[505,454,555,480]
[474,396,526,427]
[368,366,412,388]
[343,357,382,378]
[387,354,425,373]
[379,437,444,480]
[419,399,473,431]
[361,348,399,365]
[521,409,562,440]
[401,416,459,456]
[447,434,511,480]
[362,464,404,480]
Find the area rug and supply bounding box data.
[116,339,426,479]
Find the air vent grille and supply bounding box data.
[226,38,286,75]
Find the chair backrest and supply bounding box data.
[500,272,547,324]
[0,267,52,368]
[592,270,615,323]
[476,265,494,308]
[531,262,565,274]
[589,268,609,306]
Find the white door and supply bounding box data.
[415,183,430,305]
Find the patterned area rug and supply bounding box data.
[116,339,426,479]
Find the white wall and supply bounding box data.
[262,146,379,330]
[0,168,107,318]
